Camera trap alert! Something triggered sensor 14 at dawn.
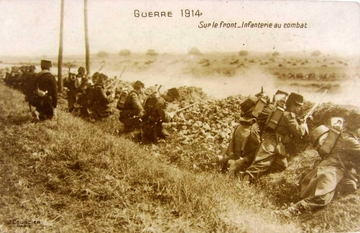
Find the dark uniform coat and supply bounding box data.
[92,84,113,119]
[120,90,144,132]
[244,111,307,179]
[298,131,360,208]
[35,70,58,120]
[142,96,172,143]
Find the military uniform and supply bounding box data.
[221,96,262,172]
[34,60,58,120]
[23,66,37,104]
[63,73,77,112]
[120,90,144,132]
[223,93,278,174]
[298,128,360,209]
[92,83,113,120]
[243,93,307,180]
[75,67,91,116]
[141,96,173,143]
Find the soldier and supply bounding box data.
[219,95,261,173]
[33,60,58,120]
[141,88,180,143]
[23,65,37,104]
[91,73,113,120]
[75,66,89,116]
[63,68,78,112]
[241,92,308,182]
[119,80,146,133]
[223,90,284,175]
[282,113,360,216]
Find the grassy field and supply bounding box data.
[1,52,360,232]
[1,71,360,232]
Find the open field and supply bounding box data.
[1,51,359,105]
[1,51,360,232]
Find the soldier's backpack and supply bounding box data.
[318,127,341,155]
[116,90,129,110]
[309,124,341,157]
[264,106,285,130]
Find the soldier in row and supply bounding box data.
[119,80,146,133]
[91,73,114,120]
[117,80,179,143]
[281,113,360,216]
[141,87,179,143]
[221,90,309,183]
[22,60,58,121]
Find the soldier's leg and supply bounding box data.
[243,137,277,180]
[68,92,76,112]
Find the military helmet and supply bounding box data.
[310,125,329,147]
[286,92,304,107]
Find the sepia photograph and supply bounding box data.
[0,0,360,232]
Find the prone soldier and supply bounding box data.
[282,113,360,216]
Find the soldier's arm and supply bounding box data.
[130,92,144,116]
[285,112,307,137]
[96,86,112,104]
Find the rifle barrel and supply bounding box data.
[175,103,197,114]
[305,89,328,119]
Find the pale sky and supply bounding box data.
[0,0,359,57]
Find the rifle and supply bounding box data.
[174,102,197,115]
[105,66,127,89]
[302,89,328,122]
[111,66,127,98]
[168,102,197,120]
[98,63,106,72]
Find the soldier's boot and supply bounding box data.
[220,157,230,173]
[228,157,249,177]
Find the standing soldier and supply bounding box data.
[33,60,58,120]
[241,92,308,182]
[119,80,146,133]
[141,88,179,143]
